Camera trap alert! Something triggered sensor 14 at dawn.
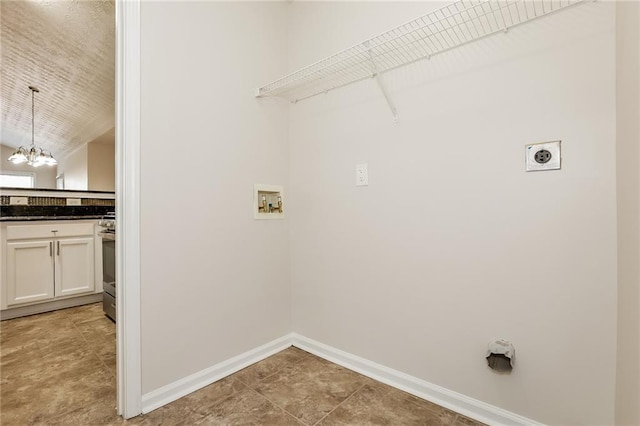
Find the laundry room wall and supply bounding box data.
[287,2,617,424]
[139,1,290,394]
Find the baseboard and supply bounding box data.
[140,333,294,414]
[290,333,543,426]
[0,293,102,320]
[139,332,542,425]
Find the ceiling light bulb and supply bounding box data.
[36,152,48,166]
[8,148,27,164]
[45,152,57,166]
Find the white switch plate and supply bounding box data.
[9,196,28,205]
[526,140,561,172]
[356,163,368,186]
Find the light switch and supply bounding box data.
[356,163,368,186]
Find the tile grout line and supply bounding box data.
[62,309,119,422]
[14,308,110,423]
[311,382,369,426]
[238,351,317,426]
[194,381,293,425]
[69,313,114,375]
[255,352,312,384]
[244,386,309,425]
[240,349,364,426]
[71,312,116,376]
[235,349,312,388]
[172,381,250,425]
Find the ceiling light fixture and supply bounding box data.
[7,86,57,167]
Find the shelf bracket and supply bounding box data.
[365,45,399,124]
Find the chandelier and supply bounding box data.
[7,86,57,167]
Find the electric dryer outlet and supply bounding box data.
[525,140,561,172]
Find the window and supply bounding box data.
[0,172,35,188]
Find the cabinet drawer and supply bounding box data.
[6,223,95,240]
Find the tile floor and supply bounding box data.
[1,303,485,425]
[1,303,116,425]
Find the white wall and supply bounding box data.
[88,142,115,191]
[615,1,640,424]
[58,145,88,190]
[288,2,617,425]
[0,144,57,188]
[139,1,290,394]
[58,141,114,191]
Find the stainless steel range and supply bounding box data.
[98,212,116,322]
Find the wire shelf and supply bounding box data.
[256,0,585,103]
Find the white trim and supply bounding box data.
[138,332,540,425]
[0,294,102,320]
[141,334,294,414]
[116,0,142,419]
[290,334,544,426]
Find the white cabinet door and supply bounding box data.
[55,237,95,298]
[6,240,55,306]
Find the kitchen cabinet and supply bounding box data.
[2,222,96,308]
[6,240,55,305]
[55,237,95,298]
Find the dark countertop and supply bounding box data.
[1,215,104,222]
[0,205,113,222]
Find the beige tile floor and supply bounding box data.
[1,303,485,426]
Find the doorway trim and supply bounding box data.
[115,0,142,418]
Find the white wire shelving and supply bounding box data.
[255,0,585,116]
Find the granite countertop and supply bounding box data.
[0,215,105,222]
[0,205,113,222]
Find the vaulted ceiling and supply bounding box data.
[1,0,115,160]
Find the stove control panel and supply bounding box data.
[98,212,116,231]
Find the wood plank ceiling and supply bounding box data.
[1,0,115,160]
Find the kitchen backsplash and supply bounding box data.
[0,190,115,220]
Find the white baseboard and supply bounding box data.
[290,333,543,426]
[140,332,541,425]
[0,294,102,320]
[140,334,294,414]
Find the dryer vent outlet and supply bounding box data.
[487,354,512,373]
[486,338,515,373]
